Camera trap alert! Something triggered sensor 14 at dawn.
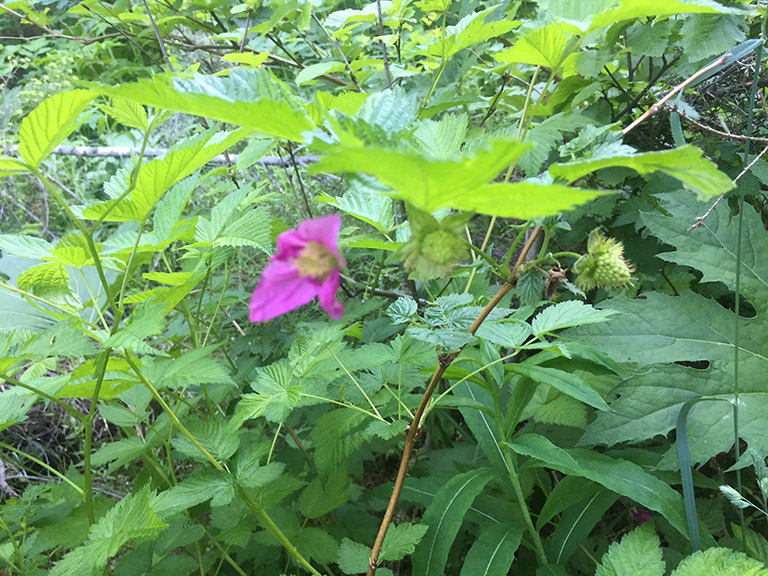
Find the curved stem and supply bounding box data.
[0,440,84,495]
[366,228,542,574]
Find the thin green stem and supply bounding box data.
[0,441,84,495]
[238,488,320,574]
[328,348,383,419]
[124,355,226,471]
[465,216,498,293]
[500,443,548,563]
[0,371,84,421]
[417,10,448,117]
[300,393,387,422]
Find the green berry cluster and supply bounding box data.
[573,229,634,291]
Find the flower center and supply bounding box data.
[294,241,338,281]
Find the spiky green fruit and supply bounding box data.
[573,230,634,291]
[398,207,470,281]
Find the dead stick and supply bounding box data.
[366,227,542,575]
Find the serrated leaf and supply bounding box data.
[550,145,733,199]
[412,468,497,576]
[596,524,665,576]
[0,235,52,259]
[670,547,768,576]
[233,361,304,424]
[427,7,519,60]
[572,192,768,466]
[215,208,271,253]
[495,23,573,72]
[311,409,371,477]
[337,538,372,575]
[50,487,166,576]
[0,392,34,431]
[381,522,429,562]
[87,69,314,141]
[19,90,95,168]
[299,466,350,519]
[17,262,71,300]
[102,97,148,131]
[153,472,235,517]
[83,129,248,222]
[459,522,523,576]
[531,300,619,336]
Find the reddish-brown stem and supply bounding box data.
[366,227,542,575]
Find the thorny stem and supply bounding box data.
[366,228,542,575]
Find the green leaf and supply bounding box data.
[412,468,497,576]
[299,466,350,519]
[215,208,272,253]
[549,145,733,200]
[537,477,602,531]
[459,522,523,576]
[83,129,248,222]
[337,538,376,575]
[153,471,235,517]
[670,548,768,576]
[680,15,746,62]
[0,393,34,432]
[19,89,95,168]
[296,61,343,85]
[90,437,148,471]
[381,522,429,561]
[101,97,148,131]
[87,69,314,141]
[506,364,609,411]
[447,182,605,218]
[311,140,531,213]
[508,434,690,539]
[572,192,768,466]
[495,23,574,73]
[587,0,737,34]
[50,487,166,576]
[17,262,71,300]
[428,7,519,60]
[595,524,666,576]
[0,234,52,259]
[311,409,372,477]
[0,155,30,176]
[233,361,303,425]
[531,300,619,336]
[546,489,619,564]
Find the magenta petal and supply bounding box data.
[316,269,343,319]
[297,214,344,264]
[249,261,317,322]
[275,228,307,261]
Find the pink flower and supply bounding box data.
[249,214,344,322]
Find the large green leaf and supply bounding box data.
[82,129,248,222]
[587,0,737,34]
[18,90,95,169]
[495,23,575,74]
[505,364,610,411]
[412,468,497,576]
[572,192,768,466]
[508,434,690,539]
[87,70,314,141]
[313,140,537,213]
[549,145,733,199]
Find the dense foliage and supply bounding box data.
[2,1,768,575]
